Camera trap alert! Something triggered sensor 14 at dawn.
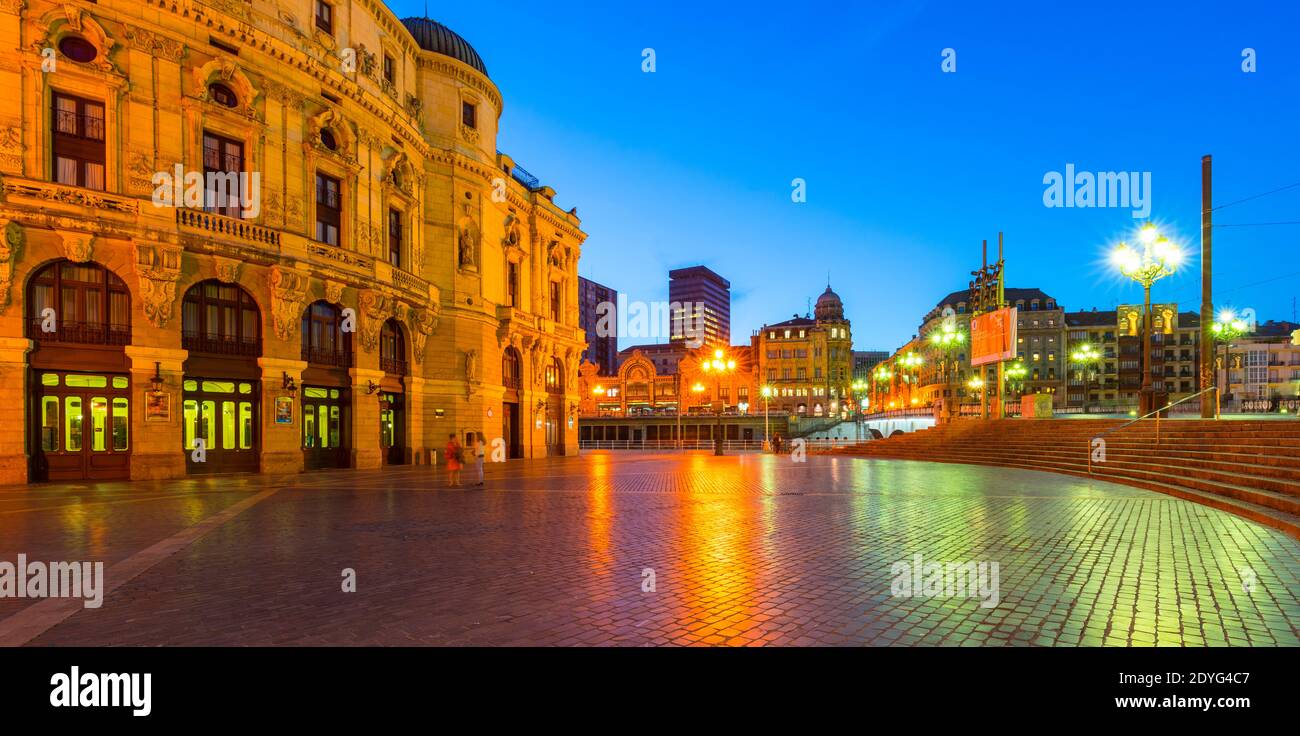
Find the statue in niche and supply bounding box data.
[458,222,478,269]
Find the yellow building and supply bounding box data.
[751,287,854,417]
[0,2,585,482]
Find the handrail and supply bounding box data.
[1087,386,1218,474]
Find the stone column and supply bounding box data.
[0,337,32,483]
[125,345,188,480]
[406,375,427,465]
[350,367,385,469]
[259,357,307,474]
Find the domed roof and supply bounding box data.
[815,285,845,321]
[400,17,488,77]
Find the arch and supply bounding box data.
[379,317,408,375]
[25,259,130,346]
[301,300,353,367]
[37,7,117,74]
[502,346,522,389]
[181,279,261,356]
[192,57,259,117]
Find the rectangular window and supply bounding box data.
[550,281,561,322]
[383,55,395,84]
[507,261,519,308]
[51,93,105,190]
[202,132,245,218]
[315,172,341,246]
[462,100,477,129]
[387,208,402,268]
[315,1,333,34]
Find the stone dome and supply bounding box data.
[814,285,844,321]
[401,17,488,77]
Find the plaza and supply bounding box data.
[0,453,1296,646]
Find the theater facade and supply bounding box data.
[0,1,586,483]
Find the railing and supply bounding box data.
[177,208,281,246]
[1087,387,1218,474]
[510,165,540,189]
[380,356,408,376]
[183,333,260,357]
[55,110,105,141]
[302,347,353,368]
[578,438,861,452]
[29,319,130,346]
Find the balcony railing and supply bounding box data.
[29,319,130,346]
[183,332,261,357]
[380,356,408,376]
[177,208,281,246]
[302,346,352,368]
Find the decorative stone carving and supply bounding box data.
[357,289,394,353]
[193,57,259,119]
[213,256,241,283]
[0,126,21,170]
[409,306,438,363]
[354,43,377,79]
[460,124,480,144]
[134,242,183,328]
[59,231,94,263]
[268,266,309,341]
[404,94,423,123]
[0,220,23,311]
[323,279,345,306]
[122,26,185,61]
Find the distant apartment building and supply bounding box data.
[669,266,731,348]
[1064,306,1202,407]
[751,286,855,417]
[853,351,889,383]
[578,276,618,376]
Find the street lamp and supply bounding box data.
[873,365,894,414]
[929,324,965,418]
[760,385,773,451]
[1111,223,1183,414]
[967,376,986,415]
[699,349,736,455]
[1212,309,1250,410]
[1004,360,1028,402]
[900,352,924,407]
[1070,343,1101,413]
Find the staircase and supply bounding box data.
[826,419,1300,538]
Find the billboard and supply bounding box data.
[970,307,1017,366]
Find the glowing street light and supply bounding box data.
[699,349,736,455]
[1212,309,1252,405]
[1111,223,1183,413]
[760,385,773,451]
[1004,360,1028,400]
[1070,343,1101,411]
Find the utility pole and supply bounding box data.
[1200,155,1215,418]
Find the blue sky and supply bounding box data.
[388,0,1300,351]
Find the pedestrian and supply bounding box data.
[445,433,462,488]
[473,431,486,486]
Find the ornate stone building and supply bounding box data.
[0,1,585,482]
[751,286,855,417]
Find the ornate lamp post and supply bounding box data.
[1070,343,1101,413]
[1111,224,1183,414]
[929,323,965,418]
[1212,309,1250,412]
[1004,360,1028,404]
[699,349,736,456]
[873,365,893,413]
[966,376,986,416]
[900,352,924,408]
[760,385,773,451]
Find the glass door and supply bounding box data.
[302,386,349,469]
[182,379,258,474]
[33,371,130,481]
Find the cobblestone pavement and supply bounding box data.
[1,453,1297,646]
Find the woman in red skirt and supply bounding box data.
[445,433,463,487]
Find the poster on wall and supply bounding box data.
[274,396,294,425]
[145,392,170,422]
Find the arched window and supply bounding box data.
[502,347,522,389]
[320,128,338,151]
[545,357,564,394]
[26,260,130,345]
[182,280,260,356]
[208,83,238,108]
[301,301,352,367]
[379,318,407,375]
